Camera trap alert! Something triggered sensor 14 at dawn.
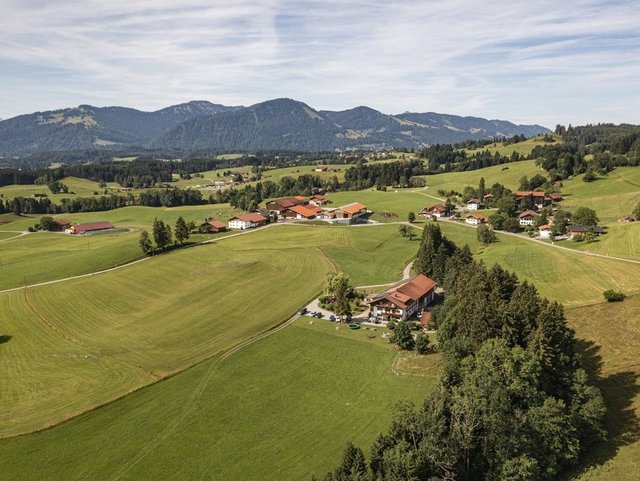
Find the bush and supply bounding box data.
[603,290,625,302]
[415,333,430,354]
[387,320,396,330]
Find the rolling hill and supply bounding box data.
[0,98,549,156]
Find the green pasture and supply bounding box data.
[0,317,437,480]
[419,160,545,195]
[554,222,640,261]
[560,167,640,223]
[462,134,561,157]
[0,177,122,203]
[436,221,640,307]
[0,231,141,290]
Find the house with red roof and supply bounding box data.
[265,196,309,213]
[465,213,488,226]
[420,204,450,218]
[539,224,552,239]
[65,221,115,235]
[283,204,323,220]
[321,202,368,224]
[366,274,437,322]
[200,220,227,233]
[309,194,326,206]
[518,210,538,226]
[228,213,268,230]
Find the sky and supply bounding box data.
[0,0,639,127]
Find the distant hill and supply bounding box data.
[0,101,242,156]
[0,98,549,156]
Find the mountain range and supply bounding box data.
[0,99,550,156]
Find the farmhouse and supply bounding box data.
[366,274,437,322]
[55,218,71,230]
[548,193,563,202]
[515,191,548,210]
[265,196,309,213]
[228,213,268,230]
[309,194,326,206]
[465,213,488,226]
[200,220,227,233]
[282,204,323,220]
[420,204,449,218]
[539,224,552,239]
[65,221,115,235]
[566,224,605,239]
[518,210,538,226]
[466,198,481,210]
[483,193,494,203]
[322,202,368,224]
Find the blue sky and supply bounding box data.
[0,0,638,126]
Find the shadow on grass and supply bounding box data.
[564,339,640,479]
[0,334,12,345]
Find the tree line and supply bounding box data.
[319,224,605,481]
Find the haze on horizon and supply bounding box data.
[0,0,638,127]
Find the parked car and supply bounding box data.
[299,308,308,315]
[329,315,336,321]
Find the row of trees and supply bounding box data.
[139,217,190,255]
[0,187,205,215]
[320,225,605,480]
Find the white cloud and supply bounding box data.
[0,0,638,125]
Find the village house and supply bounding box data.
[366,274,438,322]
[309,194,326,206]
[228,213,268,230]
[538,224,552,239]
[466,198,481,210]
[514,191,548,210]
[65,221,115,235]
[548,193,563,202]
[482,193,494,203]
[420,204,450,218]
[566,224,605,239]
[518,210,538,226]
[465,213,488,226]
[200,220,227,233]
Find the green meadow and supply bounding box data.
[0,176,122,203]
[0,318,437,481]
[463,134,562,157]
[565,295,640,481]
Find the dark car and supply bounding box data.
[299,308,308,315]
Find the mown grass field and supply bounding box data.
[560,167,640,223]
[0,224,423,436]
[435,221,640,307]
[419,159,545,194]
[565,295,640,480]
[0,176,122,203]
[0,318,437,480]
[0,231,141,290]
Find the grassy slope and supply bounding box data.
[0,232,141,290]
[0,232,334,437]
[558,222,640,261]
[560,167,640,223]
[0,177,122,203]
[0,319,436,481]
[463,134,562,156]
[0,224,421,436]
[565,295,640,480]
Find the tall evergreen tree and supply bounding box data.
[139,230,153,256]
[174,216,189,244]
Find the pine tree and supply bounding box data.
[139,230,153,256]
[152,218,169,251]
[174,216,189,244]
